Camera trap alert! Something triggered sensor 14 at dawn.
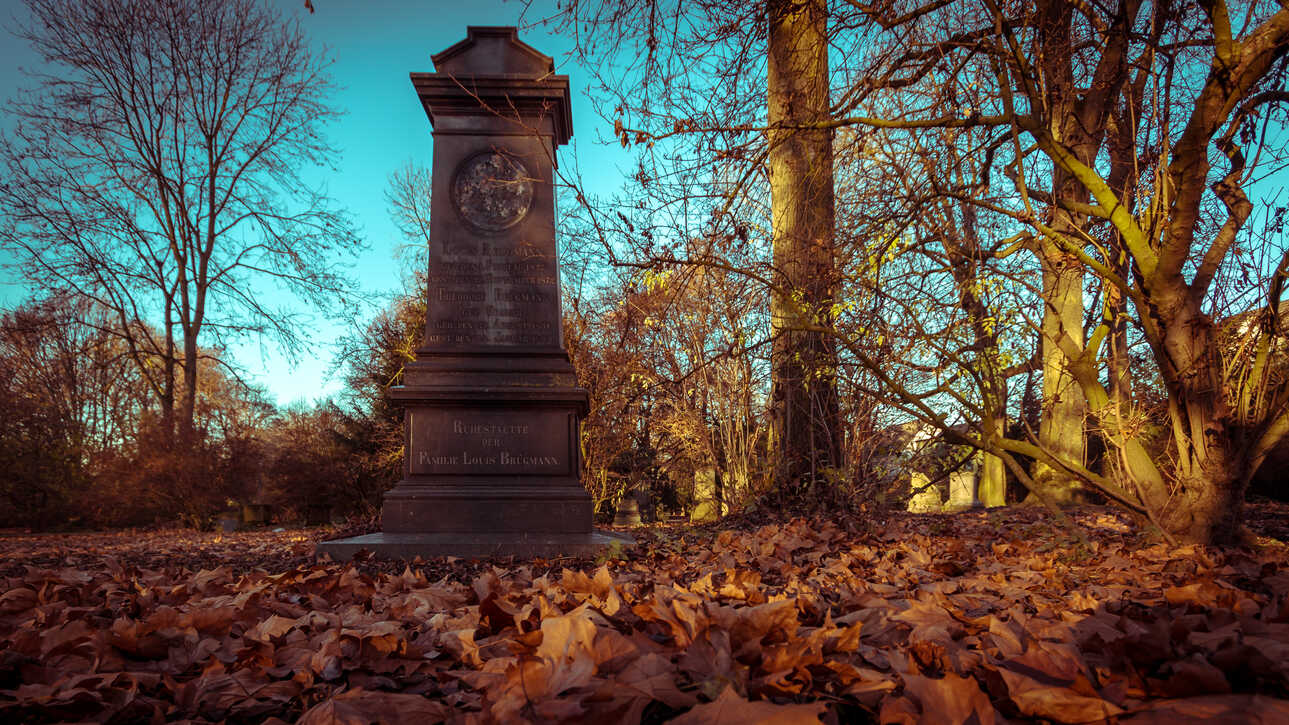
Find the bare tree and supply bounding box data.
[0,0,360,448]
[767,0,844,495]
[535,0,848,504]
[839,0,1289,542]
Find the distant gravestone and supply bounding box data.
[946,469,979,509]
[242,504,270,527]
[635,489,657,523]
[691,466,722,522]
[612,497,642,527]
[906,472,942,513]
[318,27,629,560]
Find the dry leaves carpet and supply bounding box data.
[2,504,1289,724]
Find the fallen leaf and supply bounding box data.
[1121,694,1289,724]
[297,687,451,725]
[901,671,998,725]
[667,684,826,724]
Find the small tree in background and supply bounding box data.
[0,0,359,458]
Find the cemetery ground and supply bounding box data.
[2,504,1289,724]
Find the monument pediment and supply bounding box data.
[413,26,572,147]
[431,26,554,77]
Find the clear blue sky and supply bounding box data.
[0,0,632,407]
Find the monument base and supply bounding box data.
[382,484,592,533]
[315,529,633,561]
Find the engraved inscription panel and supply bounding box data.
[410,408,568,475]
[425,240,559,347]
[425,240,560,348]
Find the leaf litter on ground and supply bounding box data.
[1,502,1288,723]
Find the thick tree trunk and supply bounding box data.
[1030,0,1091,502]
[1033,243,1087,501]
[1152,290,1248,543]
[180,331,199,447]
[766,0,841,495]
[979,415,1007,507]
[160,323,177,448]
[1163,455,1246,544]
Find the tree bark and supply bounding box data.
[1029,0,1098,502]
[767,0,842,496]
[1033,242,1087,500]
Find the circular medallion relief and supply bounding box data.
[451,151,534,232]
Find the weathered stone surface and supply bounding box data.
[321,27,623,561]
[406,408,571,477]
[382,485,591,534]
[691,466,722,522]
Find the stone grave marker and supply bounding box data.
[612,497,642,527]
[946,468,980,509]
[691,466,722,522]
[906,471,942,513]
[319,27,630,560]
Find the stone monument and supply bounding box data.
[319,27,628,560]
[612,496,642,527]
[906,471,942,513]
[691,466,722,522]
[946,468,980,510]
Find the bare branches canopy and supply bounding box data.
[0,0,360,445]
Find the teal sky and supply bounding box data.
[0,0,633,407]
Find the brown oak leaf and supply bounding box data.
[667,684,826,724]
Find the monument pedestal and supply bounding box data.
[318,27,629,562]
[382,377,592,535]
[318,354,633,561]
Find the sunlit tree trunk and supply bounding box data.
[767,0,842,497]
[1103,58,1150,421]
[1033,242,1087,501]
[1030,0,1093,502]
[0,0,356,468]
[951,224,1009,508]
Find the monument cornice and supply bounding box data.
[411,74,573,146]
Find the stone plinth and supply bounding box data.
[318,531,630,561]
[318,27,627,562]
[382,386,591,535]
